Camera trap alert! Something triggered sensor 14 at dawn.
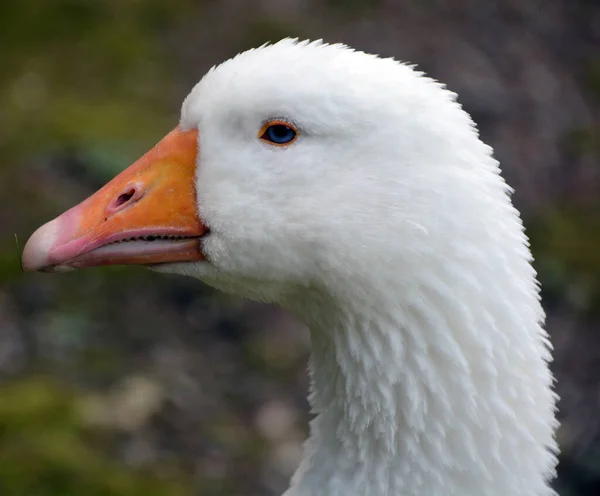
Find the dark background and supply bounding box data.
[0,1,599,495]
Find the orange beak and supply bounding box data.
[22,127,207,272]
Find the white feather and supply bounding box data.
[159,39,558,496]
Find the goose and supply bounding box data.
[21,39,558,496]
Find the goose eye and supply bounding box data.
[259,121,298,146]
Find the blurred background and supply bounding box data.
[0,0,599,495]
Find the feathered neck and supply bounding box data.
[282,249,557,496]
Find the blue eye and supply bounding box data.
[260,122,298,145]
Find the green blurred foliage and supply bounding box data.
[0,0,196,157]
[530,205,600,314]
[0,377,192,496]
[529,56,600,316]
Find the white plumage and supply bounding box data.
[24,39,559,495]
[164,39,559,495]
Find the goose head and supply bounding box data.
[22,39,558,496]
[23,40,491,304]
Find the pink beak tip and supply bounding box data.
[22,218,60,272]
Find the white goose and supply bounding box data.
[22,39,558,496]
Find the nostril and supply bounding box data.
[106,183,144,216]
[115,189,136,207]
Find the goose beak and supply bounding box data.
[22,127,207,272]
